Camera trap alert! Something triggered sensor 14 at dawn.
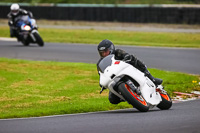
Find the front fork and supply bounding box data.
[29,29,39,42]
[126,80,141,95]
[156,85,167,94]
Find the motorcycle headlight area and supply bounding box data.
[21,25,31,31]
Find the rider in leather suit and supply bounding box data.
[7,3,33,40]
[97,39,163,104]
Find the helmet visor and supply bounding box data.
[11,9,19,15]
[99,48,110,57]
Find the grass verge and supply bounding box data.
[0,58,199,119]
[0,26,200,48]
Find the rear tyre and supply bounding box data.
[118,83,149,112]
[157,93,172,110]
[33,32,44,47]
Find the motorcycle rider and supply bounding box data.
[97,39,163,104]
[7,3,34,40]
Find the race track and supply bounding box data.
[0,40,200,133]
[1,99,200,133]
[0,40,199,74]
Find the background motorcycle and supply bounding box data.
[15,15,44,46]
[98,55,172,112]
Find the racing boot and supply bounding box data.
[144,70,163,86]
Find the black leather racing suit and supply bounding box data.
[97,49,148,75]
[114,49,147,72]
[7,9,33,38]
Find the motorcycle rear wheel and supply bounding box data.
[157,93,172,110]
[118,83,149,112]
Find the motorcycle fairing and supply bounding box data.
[99,56,162,106]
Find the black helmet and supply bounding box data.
[97,39,115,57]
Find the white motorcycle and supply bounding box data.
[98,55,172,112]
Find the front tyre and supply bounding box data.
[33,32,44,47]
[19,34,29,46]
[157,93,172,110]
[118,83,149,112]
[22,40,29,46]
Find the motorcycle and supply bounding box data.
[15,15,44,46]
[98,55,172,112]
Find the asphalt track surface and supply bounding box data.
[1,100,200,133]
[0,40,200,133]
[0,40,199,74]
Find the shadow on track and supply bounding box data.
[6,44,41,47]
[101,108,163,114]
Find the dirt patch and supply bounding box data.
[0,97,23,102]
[39,96,71,104]
[10,79,40,88]
[80,90,108,99]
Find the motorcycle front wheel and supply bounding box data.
[19,34,29,46]
[157,93,172,110]
[33,32,44,47]
[118,83,149,112]
[22,39,29,46]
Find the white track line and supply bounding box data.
[0,37,17,41]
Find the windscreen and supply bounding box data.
[15,15,30,27]
[97,55,113,73]
[20,15,29,21]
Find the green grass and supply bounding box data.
[0,58,199,119]
[1,26,200,48]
